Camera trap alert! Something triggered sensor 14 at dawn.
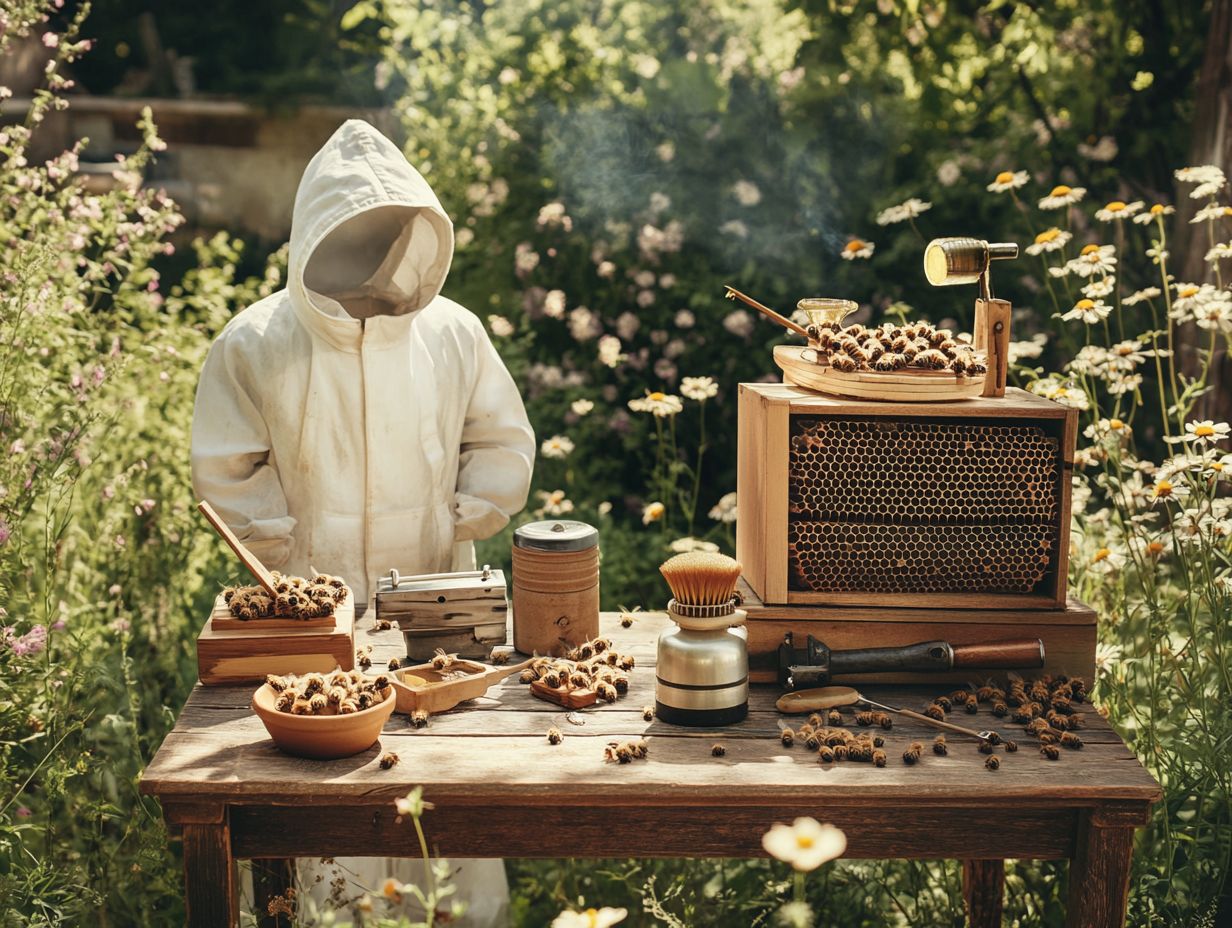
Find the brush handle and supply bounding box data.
[894,707,992,742]
[198,500,278,595]
[724,285,811,339]
[951,638,1044,669]
[487,658,536,682]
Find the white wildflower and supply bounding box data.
[875,198,931,226]
[1025,228,1071,255]
[541,435,575,459]
[709,491,737,523]
[840,238,875,260]
[986,170,1029,193]
[1094,200,1144,222]
[488,315,515,337]
[1039,185,1086,210]
[681,376,718,401]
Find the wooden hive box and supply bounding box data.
[740,580,1097,684]
[197,593,355,686]
[737,382,1077,610]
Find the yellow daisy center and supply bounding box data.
[1109,418,1125,430]
[1080,244,1101,256]
[1212,462,1225,472]
[1076,299,1095,310]
[1155,480,1174,496]
[1150,203,1166,215]
[1092,548,1111,562]
[995,171,1015,184]
[796,834,815,849]
[1105,201,1127,212]
[1050,185,1072,197]
[649,392,666,401]
[1178,286,1199,298]
[1035,228,1061,244]
[1147,541,1165,555]
[844,239,866,253]
[1194,424,1216,437]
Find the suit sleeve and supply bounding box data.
[452,324,536,542]
[190,328,296,567]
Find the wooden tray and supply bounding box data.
[210,596,338,632]
[773,345,985,402]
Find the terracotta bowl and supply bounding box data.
[251,684,395,760]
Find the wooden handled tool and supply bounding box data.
[198,499,278,596]
[723,285,811,339]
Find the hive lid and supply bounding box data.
[513,520,599,552]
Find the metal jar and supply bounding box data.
[655,605,749,727]
[511,520,600,656]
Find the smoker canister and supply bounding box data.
[512,520,600,656]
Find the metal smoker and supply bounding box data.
[923,237,1019,397]
[655,598,749,727]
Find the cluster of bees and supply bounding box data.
[921,675,1087,763]
[265,669,389,715]
[604,739,649,763]
[224,572,348,620]
[779,712,891,767]
[806,321,989,376]
[518,637,635,703]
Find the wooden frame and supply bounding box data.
[737,383,1077,609]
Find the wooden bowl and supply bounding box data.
[251,683,395,759]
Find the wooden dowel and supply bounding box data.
[723,285,810,339]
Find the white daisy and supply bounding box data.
[1081,276,1116,299]
[535,489,575,517]
[641,501,665,524]
[1192,203,1232,224]
[1028,377,1090,410]
[488,315,515,337]
[1095,200,1144,222]
[1064,244,1117,277]
[1008,333,1048,363]
[1025,228,1071,255]
[570,398,594,416]
[762,818,847,872]
[1180,420,1231,445]
[986,170,1029,193]
[540,435,575,459]
[875,198,931,226]
[628,391,683,417]
[1087,546,1127,574]
[1133,203,1175,225]
[1039,184,1086,210]
[841,238,875,260]
[669,536,720,553]
[1175,164,1227,199]
[1106,372,1143,395]
[1171,282,1221,322]
[680,376,718,401]
[1194,299,1232,331]
[1123,287,1161,306]
[1150,477,1190,505]
[709,491,737,523]
[1061,298,1112,324]
[1206,242,1232,262]
[551,907,628,928]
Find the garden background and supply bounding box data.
[2,0,1231,924]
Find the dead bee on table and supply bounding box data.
[804,731,822,751]
[978,741,995,755]
[902,742,923,765]
[379,752,399,770]
[643,706,656,722]
[1060,732,1084,750]
[488,650,509,666]
[410,709,429,729]
[620,614,634,628]
[375,619,393,631]
[817,745,835,763]
[855,710,875,727]
[1005,740,1018,753]
[546,726,563,745]
[387,658,401,671]
[984,755,1001,771]
[964,697,979,714]
[711,743,726,757]
[933,736,948,756]
[872,749,887,768]
[924,704,946,722]
[872,734,886,748]
[1041,744,1061,761]
[827,709,844,727]
[875,713,893,730]
[431,648,454,671]
[833,744,850,761]
[991,701,1009,718]
[779,727,795,747]
[933,696,952,713]
[596,682,618,704]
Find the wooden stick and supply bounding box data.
[197,500,278,596]
[858,696,993,742]
[723,285,810,339]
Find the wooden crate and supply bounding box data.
[197,593,355,685]
[740,580,1096,684]
[737,382,1076,609]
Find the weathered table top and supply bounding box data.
[142,612,1159,823]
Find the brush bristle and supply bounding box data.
[660,552,742,607]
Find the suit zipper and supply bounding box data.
[360,318,371,607]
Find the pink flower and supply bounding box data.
[41,32,59,48]
[16,807,31,818]
[11,625,47,656]
[0,519,9,545]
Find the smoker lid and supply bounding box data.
[513,520,599,552]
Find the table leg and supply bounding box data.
[1065,812,1135,928]
[962,859,1004,928]
[182,821,239,928]
[252,858,296,928]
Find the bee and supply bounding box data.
[291,700,313,716]
[964,697,979,715]
[862,338,886,361]
[1025,718,1051,736]
[875,352,908,372]
[604,652,620,667]
[843,323,868,341]
[606,742,634,764]
[826,730,851,747]
[542,669,563,689]
[1066,714,1085,731]
[711,743,726,757]
[929,328,954,348]
[924,704,946,722]
[1041,744,1061,761]
[1030,681,1050,703]
[1002,740,1018,753]
[338,699,358,714]
[848,742,873,763]
[431,649,454,671]
[797,723,814,740]
[872,749,887,768]
[855,710,875,727]
[780,727,795,747]
[829,352,859,373]
[302,673,326,695]
[357,651,372,670]
[978,740,996,755]
[817,745,835,763]
[890,334,912,353]
[806,713,824,728]
[984,731,1003,746]
[1060,732,1084,750]
[902,742,923,765]
[388,658,401,671]
[620,615,634,628]
[597,682,619,704]
[872,734,885,748]
[876,712,893,730]
[379,752,399,770]
[546,726,563,745]
[519,668,537,684]
[1037,730,1059,746]
[949,689,970,704]
[327,685,348,705]
[827,709,844,727]
[976,686,998,703]
[265,674,289,693]
[275,691,296,713]
[1012,706,1035,724]
[409,709,428,728]
[932,736,948,756]
[1046,711,1069,731]
[991,701,1009,718]
[966,360,988,375]
[1050,696,1074,715]
[984,755,1001,771]
[629,740,649,760]
[1070,678,1088,702]
[643,705,656,722]
[833,744,850,761]
[913,349,949,370]
[932,696,951,713]
[804,732,822,751]
[561,671,583,689]
[355,691,372,710]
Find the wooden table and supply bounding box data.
[141,612,1160,927]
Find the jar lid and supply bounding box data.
[513,520,599,552]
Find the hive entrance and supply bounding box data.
[787,416,1060,594]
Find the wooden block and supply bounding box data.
[209,596,336,632]
[197,593,355,685]
[741,582,1097,684]
[530,679,598,709]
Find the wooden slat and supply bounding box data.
[742,382,1071,418]
[229,803,1077,861]
[737,385,769,598]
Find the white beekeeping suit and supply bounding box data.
[191,119,533,925]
